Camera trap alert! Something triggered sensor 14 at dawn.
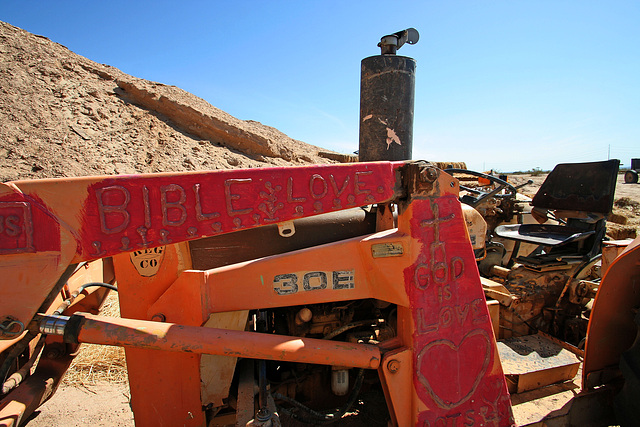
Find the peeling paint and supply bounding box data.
[372,117,402,149]
[362,114,373,122]
[385,127,402,149]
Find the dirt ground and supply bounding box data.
[25,385,134,427]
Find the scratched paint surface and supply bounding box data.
[79,162,399,259]
[405,196,514,426]
[0,193,60,254]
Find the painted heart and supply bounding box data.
[417,328,491,410]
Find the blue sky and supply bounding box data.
[1,1,638,171]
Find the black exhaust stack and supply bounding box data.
[359,28,419,162]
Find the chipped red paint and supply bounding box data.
[404,196,514,426]
[80,162,401,260]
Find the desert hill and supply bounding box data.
[0,21,332,183]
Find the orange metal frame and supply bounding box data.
[583,237,640,388]
[0,161,514,426]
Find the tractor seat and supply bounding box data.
[494,223,595,247]
[494,159,620,259]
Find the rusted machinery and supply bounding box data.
[0,159,517,426]
[1,28,640,427]
[446,161,640,424]
[450,160,620,344]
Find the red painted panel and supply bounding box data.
[80,162,401,260]
[404,196,514,425]
[0,192,60,254]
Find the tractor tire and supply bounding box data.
[624,170,638,184]
[614,309,640,425]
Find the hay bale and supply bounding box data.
[607,223,637,240]
[432,161,467,170]
[609,211,629,225]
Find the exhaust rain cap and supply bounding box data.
[378,28,419,55]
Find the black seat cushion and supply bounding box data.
[495,224,595,247]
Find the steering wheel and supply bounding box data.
[444,168,517,208]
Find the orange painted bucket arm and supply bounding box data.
[583,237,640,387]
[0,162,402,338]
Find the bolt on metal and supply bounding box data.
[387,359,400,373]
[419,167,439,183]
[151,313,166,322]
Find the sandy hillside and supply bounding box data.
[0,21,333,184]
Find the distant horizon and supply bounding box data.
[1,1,638,172]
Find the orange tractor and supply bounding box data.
[1,29,639,426]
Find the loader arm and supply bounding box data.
[0,161,514,426]
[0,162,401,336]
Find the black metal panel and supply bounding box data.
[359,55,415,162]
[189,208,377,270]
[532,160,620,214]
